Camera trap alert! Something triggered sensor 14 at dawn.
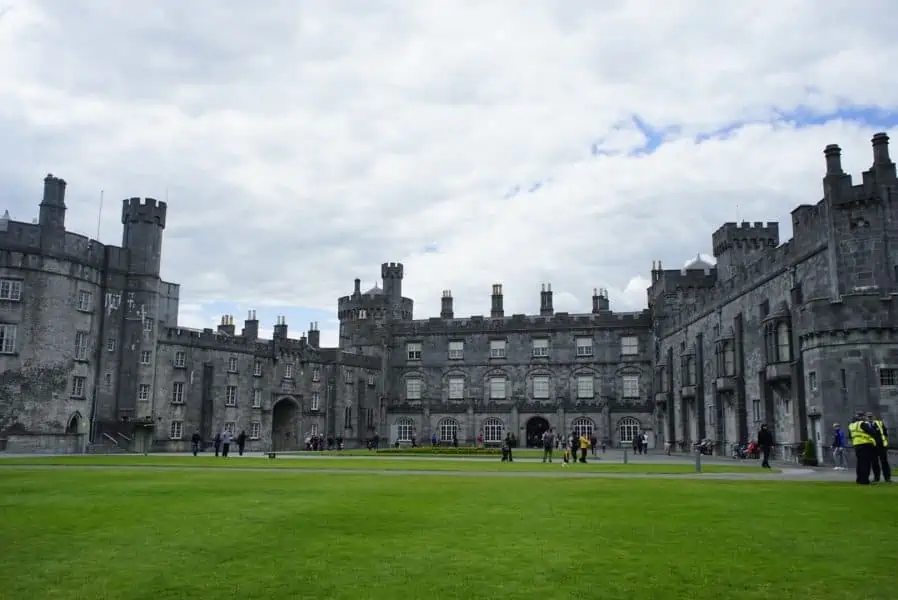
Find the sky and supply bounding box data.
[2,0,897,347]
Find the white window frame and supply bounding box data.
[284,363,295,379]
[532,338,549,357]
[879,368,898,387]
[105,292,121,310]
[139,350,152,365]
[367,374,375,386]
[224,422,236,436]
[620,336,639,356]
[225,385,238,406]
[137,384,150,401]
[106,338,116,353]
[169,421,183,440]
[618,417,640,443]
[74,332,89,360]
[311,392,320,411]
[253,361,263,376]
[0,324,15,354]
[252,389,262,408]
[489,340,506,359]
[358,309,367,319]
[249,422,261,439]
[310,423,319,436]
[77,290,92,312]
[532,375,550,399]
[171,382,184,404]
[576,375,594,399]
[572,417,594,438]
[482,418,504,443]
[312,368,320,382]
[752,398,761,422]
[71,376,86,397]
[775,322,791,362]
[396,418,415,442]
[808,371,818,391]
[103,372,112,387]
[576,337,593,357]
[448,341,464,360]
[406,377,423,400]
[621,375,640,399]
[407,342,422,361]
[344,369,354,384]
[489,376,506,399]
[0,279,22,301]
[448,376,465,400]
[439,419,459,442]
[143,317,153,332]
[174,351,186,368]
[227,356,238,372]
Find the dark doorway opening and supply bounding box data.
[272,398,300,451]
[525,416,550,447]
[66,414,80,435]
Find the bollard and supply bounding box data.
[623,447,628,465]
[695,449,702,473]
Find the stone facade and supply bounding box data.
[2,131,897,455]
[650,132,898,462]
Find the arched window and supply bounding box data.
[438,418,459,442]
[572,417,594,438]
[618,417,641,444]
[482,418,504,443]
[776,321,791,362]
[395,417,415,442]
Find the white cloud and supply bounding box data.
[2,0,897,347]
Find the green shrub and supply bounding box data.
[374,446,502,456]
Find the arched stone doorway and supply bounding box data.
[272,397,300,451]
[66,414,80,435]
[525,416,550,447]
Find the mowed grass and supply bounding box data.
[0,469,895,600]
[0,454,770,474]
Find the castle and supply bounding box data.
[0,132,896,458]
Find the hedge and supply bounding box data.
[374,446,502,456]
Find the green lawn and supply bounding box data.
[0,469,894,600]
[0,454,769,474]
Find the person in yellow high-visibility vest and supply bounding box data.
[870,413,892,483]
[848,411,877,485]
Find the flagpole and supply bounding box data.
[96,190,104,239]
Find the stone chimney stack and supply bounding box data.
[490,283,504,318]
[273,316,288,340]
[592,288,610,313]
[242,310,259,341]
[440,290,454,319]
[217,314,236,336]
[539,283,554,316]
[308,321,320,348]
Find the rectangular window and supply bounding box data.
[103,372,112,387]
[312,367,320,382]
[448,341,464,360]
[174,351,186,368]
[621,336,639,356]
[74,332,89,360]
[105,292,121,311]
[253,361,263,376]
[808,371,818,392]
[448,376,465,399]
[169,421,183,440]
[250,422,261,440]
[0,279,22,301]
[752,399,762,422]
[344,369,354,384]
[171,382,184,404]
[344,406,352,429]
[406,378,423,400]
[311,423,319,436]
[71,376,86,398]
[224,422,236,436]
[225,385,237,406]
[367,374,375,386]
[227,356,238,372]
[358,309,367,319]
[143,317,153,332]
[621,375,640,399]
[489,377,506,399]
[284,363,294,379]
[139,350,152,365]
[489,340,506,359]
[576,337,593,357]
[407,342,422,361]
[532,338,549,357]
[138,384,150,401]
[707,405,716,427]
[576,375,594,399]
[311,392,320,411]
[252,389,262,408]
[0,324,15,354]
[879,368,898,387]
[77,290,92,312]
[533,376,550,399]
[106,338,116,352]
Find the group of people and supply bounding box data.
[841,412,891,485]
[190,429,247,457]
[533,429,594,465]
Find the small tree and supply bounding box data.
[800,439,818,466]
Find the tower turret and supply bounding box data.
[381,262,403,302]
[121,197,167,276]
[39,174,67,232]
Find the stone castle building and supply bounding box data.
[0,131,896,457]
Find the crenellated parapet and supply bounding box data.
[712,221,779,258]
[796,294,898,341]
[121,197,167,228]
[390,309,651,336]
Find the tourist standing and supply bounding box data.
[867,413,891,483]
[504,432,514,462]
[220,429,233,457]
[237,430,247,456]
[871,414,891,482]
[757,424,774,468]
[213,432,222,457]
[848,411,877,485]
[831,423,846,470]
[579,432,589,463]
[191,430,202,456]
[542,429,555,463]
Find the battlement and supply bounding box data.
[390,309,651,336]
[41,174,67,206]
[161,325,316,358]
[381,262,403,279]
[797,293,898,339]
[712,221,779,257]
[338,294,414,321]
[121,197,167,228]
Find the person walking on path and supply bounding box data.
[542,429,555,463]
[191,430,202,456]
[213,432,222,457]
[757,424,774,468]
[220,429,233,458]
[849,412,877,485]
[236,430,247,456]
[831,423,846,470]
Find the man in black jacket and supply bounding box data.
[757,424,774,468]
[868,413,891,483]
[849,412,878,485]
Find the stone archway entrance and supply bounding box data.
[66,414,80,435]
[272,398,300,451]
[525,416,550,447]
